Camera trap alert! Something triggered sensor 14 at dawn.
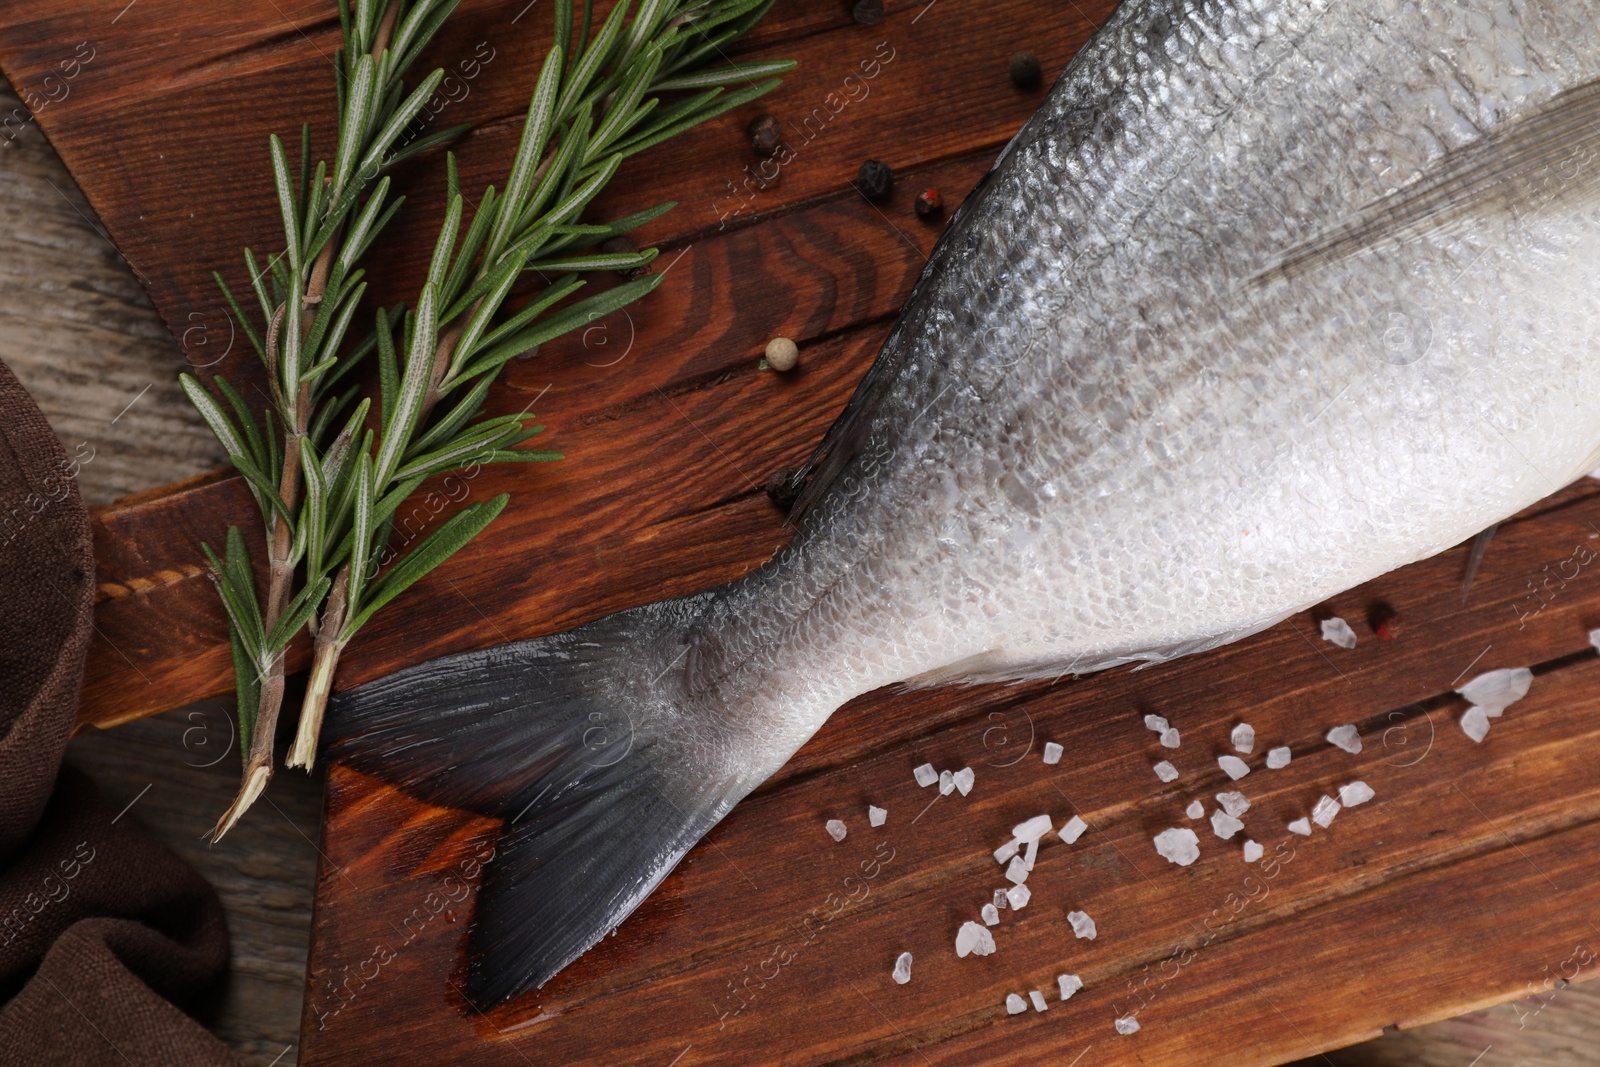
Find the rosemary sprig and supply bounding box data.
[182,0,792,839]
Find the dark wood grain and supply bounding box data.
[10,0,1600,1065]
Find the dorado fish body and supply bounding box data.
[335,0,1600,1005]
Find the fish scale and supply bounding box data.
[334,0,1600,1006]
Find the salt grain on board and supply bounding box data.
[868,805,887,827]
[1005,856,1030,885]
[1154,827,1201,866]
[1288,818,1311,836]
[1029,990,1048,1012]
[1457,667,1533,717]
[1243,839,1264,862]
[1007,883,1032,910]
[1326,724,1362,754]
[1216,791,1250,818]
[953,767,976,795]
[826,819,847,842]
[1155,760,1180,783]
[914,763,938,788]
[956,921,996,958]
[1006,993,1028,1015]
[1321,617,1358,649]
[1042,742,1064,766]
[1312,795,1341,828]
[982,903,1001,926]
[1144,714,1169,733]
[1023,837,1040,871]
[1186,800,1204,819]
[994,888,1009,910]
[1590,627,1600,654]
[1014,814,1053,842]
[1059,815,1087,844]
[1068,910,1097,940]
[994,838,1021,865]
[1339,781,1374,807]
[1231,723,1255,754]
[1218,755,1250,780]
[939,770,955,795]
[1461,706,1491,743]
[1160,727,1182,749]
[1211,809,1244,840]
[1266,746,1292,769]
[892,952,913,985]
[1059,974,1084,1000]
[1115,1015,1141,1035]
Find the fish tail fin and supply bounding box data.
[328,595,739,1007]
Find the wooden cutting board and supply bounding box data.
[5,1,1600,1064]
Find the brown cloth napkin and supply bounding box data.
[0,360,241,1066]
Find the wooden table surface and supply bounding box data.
[5,0,1600,1063]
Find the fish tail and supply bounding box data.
[328,594,737,1007]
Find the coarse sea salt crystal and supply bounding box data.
[956,921,996,958]
[1030,990,1048,1012]
[1231,723,1255,754]
[1242,839,1264,863]
[892,951,913,985]
[1154,760,1180,783]
[1457,667,1533,717]
[1115,1015,1141,1035]
[1327,724,1362,754]
[1154,827,1201,866]
[953,767,976,795]
[1266,746,1292,769]
[1023,837,1040,871]
[1006,993,1028,1015]
[868,805,887,827]
[1186,800,1205,819]
[994,888,1009,910]
[1211,809,1244,840]
[1043,741,1063,765]
[1160,727,1182,749]
[994,838,1021,865]
[1059,815,1087,844]
[826,819,847,842]
[1007,883,1032,910]
[1216,791,1250,818]
[1288,817,1311,836]
[1014,814,1054,842]
[1461,706,1491,743]
[1321,617,1358,649]
[1058,974,1084,1000]
[1068,910,1097,940]
[1312,795,1340,828]
[1218,755,1250,780]
[1005,856,1030,885]
[981,903,1000,926]
[939,770,955,795]
[1591,627,1600,654]
[1144,714,1169,733]
[1339,781,1375,807]
[914,763,938,788]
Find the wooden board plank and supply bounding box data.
[0,0,1099,729]
[300,492,1600,1064]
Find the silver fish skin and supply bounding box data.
[334,0,1600,1005]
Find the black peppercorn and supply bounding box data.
[850,0,883,26]
[749,113,782,155]
[1009,50,1042,90]
[914,188,944,219]
[855,158,893,202]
